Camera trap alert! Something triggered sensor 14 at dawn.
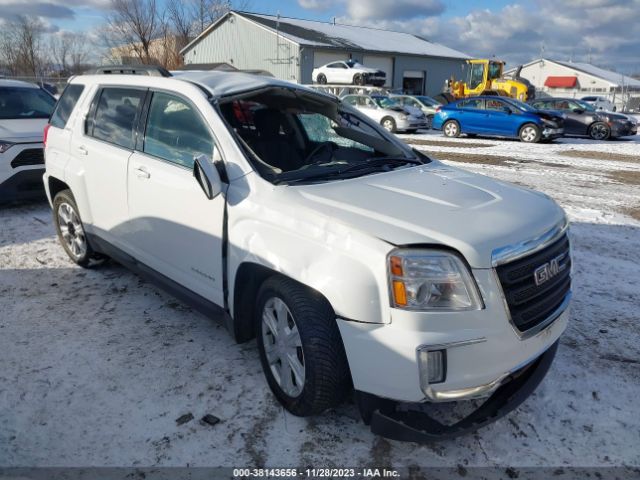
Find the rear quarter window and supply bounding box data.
[50,84,85,129]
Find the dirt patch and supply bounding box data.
[421,150,571,169]
[561,150,640,163]
[405,139,495,148]
[607,170,640,186]
[622,206,640,221]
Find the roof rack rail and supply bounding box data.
[89,65,173,77]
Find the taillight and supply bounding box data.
[43,124,51,147]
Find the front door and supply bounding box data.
[483,98,515,135]
[125,91,226,306]
[553,99,587,135]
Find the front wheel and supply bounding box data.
[519,123,541,143]
[588,122,610,140]
[353,74,365,86]
[317,73,327,85]
[442,120,460,137]
[256,276,350,416]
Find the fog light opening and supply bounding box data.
[419,348,447,390]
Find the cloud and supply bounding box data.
[336,0,640,73]
[0,2,75,20]
[298,0,445,20]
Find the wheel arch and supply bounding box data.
[48,176,70,202]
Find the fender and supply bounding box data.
[226,177,392,325]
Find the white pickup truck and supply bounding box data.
[44,71,571,441]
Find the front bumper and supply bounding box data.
[357,341,558,442]
[542,127,564,138]
[610,122,637,137]
[337,268,569,403]
[0,168,46,203]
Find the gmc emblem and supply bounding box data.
[534,253,567,286]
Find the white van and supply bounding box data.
[43,72,571,441]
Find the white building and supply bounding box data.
[507,58,640,111]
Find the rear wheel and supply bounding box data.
[443,120,460,137]
[256,276,350,416]
[381,117,396,133]
[317,73,327,85]
[519,123,541,143]
[588,122,610,140]
[53,190,104,268]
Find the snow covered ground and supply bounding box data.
[1,133,639,468]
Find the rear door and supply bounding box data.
[74,86,146,242]
[125,90,226,305]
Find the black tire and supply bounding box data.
[405,129,418,134]
[52,189,104,268]
[442,120,460,137]
[588,122,610,140]
[255,276,350,416]
[317,73,327,85]
[353,74,364,86]
[380,116,396,133]
[519,123,541,143]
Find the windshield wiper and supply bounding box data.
[281,157,423,184]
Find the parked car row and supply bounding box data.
[432,95,637,143]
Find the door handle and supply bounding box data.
[134,167,150,179]
[77,145,88,156]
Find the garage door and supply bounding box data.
[313,51,349,68]
[363,55,393,86]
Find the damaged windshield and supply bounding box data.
[218,88,425,184]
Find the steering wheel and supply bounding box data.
[304,142,335,166]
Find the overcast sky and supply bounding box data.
[2,0,639,73]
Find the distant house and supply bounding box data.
[507,58,640,110]
[108,35,184,70]
[180,10,470,95]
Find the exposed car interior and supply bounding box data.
[218,87,419,183]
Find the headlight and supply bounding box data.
[388,249,483,311]
[400,113,409,120]
[541,118,557,127]
[0,141,15,154]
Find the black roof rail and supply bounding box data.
[89,65,172,77]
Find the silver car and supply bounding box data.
[341,94,428,133]
[391,94,442,128]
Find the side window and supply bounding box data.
[143,92,213,169]
[458,98,484,109]
[50,84,84,128]
[343,96,357,106]
[531,101,547,109]
[485,99,506,111]
[91,88,145,149]
[327,63,340,69]
[554,100,570,111]
[364,98,376,108]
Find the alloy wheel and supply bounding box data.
[590,123,608,140]
[261,297,305,398]
[520,125,537,142]
[57,202,87,259]
[444,122,458,136]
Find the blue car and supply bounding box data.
[433,96,565,143]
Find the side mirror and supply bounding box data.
[573,108,584,114]
[193,152,222,200]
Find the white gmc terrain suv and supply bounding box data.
[44,72,572,441]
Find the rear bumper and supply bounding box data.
[357,341,558,442]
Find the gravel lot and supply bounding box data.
[1,133,639,468]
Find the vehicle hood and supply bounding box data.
[0,118,48,142]
[403,105,424,117]
[356,66,384,74]
[286,162,565,268]
[600,111,631,121]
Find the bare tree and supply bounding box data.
[105,0,164,64]
[0,16,46,76]
[50,32,90,75]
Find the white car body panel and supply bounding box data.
[44,72,571,408]
[312,61,385,85]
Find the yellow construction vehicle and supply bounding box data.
[441,59,535,102]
